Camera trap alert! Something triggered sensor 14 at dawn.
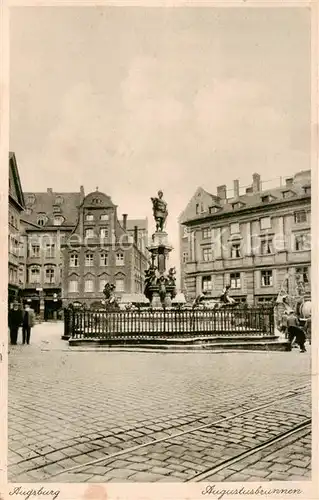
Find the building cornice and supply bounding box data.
[183,195,311,227]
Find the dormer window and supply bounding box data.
[209,205,221,214]
[55,195,63,205]
[53,215,64,226]
[37,215,47,226]
[232,202,245,210]
[92,197,102,205]
[261,194,276,203]
[282,190,294,199]
[26,194,36,206]
[100,213,109,221]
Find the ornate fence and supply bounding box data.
[64,307,275,340]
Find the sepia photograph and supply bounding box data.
[6,3,315,494]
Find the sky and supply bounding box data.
[10,6,311,277]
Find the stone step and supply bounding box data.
[68,336,290,352]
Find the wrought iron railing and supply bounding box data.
[64,307,275,340]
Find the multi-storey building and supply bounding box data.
[62,189,149,307]
[8,152,25,304]
[180,171,311,305]
[20,187,85,318]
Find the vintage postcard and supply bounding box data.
[1,1,318,500]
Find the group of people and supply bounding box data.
[8,302,35,345]
[280,309,307,353]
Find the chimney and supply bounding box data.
[122,214,128,231]
[233,180,239,198]
[80,185,85,196]
[47,188,53,194]
[134,225,138,245]
[217,185,227,201]
[252,173,261,193]
[285,178,293,187]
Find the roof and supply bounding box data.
[23,190,84,228]
[183,171,311,225]
[9,152,25,210]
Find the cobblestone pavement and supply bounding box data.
[8,322,312,483]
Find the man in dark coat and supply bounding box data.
[22,303,35,345]
[287,310,306,353]
[8,302,23,345]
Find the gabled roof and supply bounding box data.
[179,187,218,223]
[23,190,84,228]
[9,152,25,210]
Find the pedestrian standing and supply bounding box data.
[287,310,306,353]
[8,302,23,345]
[22,303,35,345]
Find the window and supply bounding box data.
[196,203,200,214]
[261,195,271,203]
[294,211,308,224]
[261,270,273,287]
[115,278,125,292]
[45,267,55,283]
[85,228,94,238]
[257,296,274,304]
[25,208,32,215]
[230,223,240,234]
[202,276,212,292]
[53,216,64,226]
[84,280,94,293]
[100,213,109,221]
[55,195,63,205]
[182,252,188,263]
[37,215,47,226]
[231,243,241,259]
[304,186,311,195]
[69,280,78,293]
[100,228,108,239]
[85,253,94,266]
[209,206,219,214]
[260,217,271,230]
[45,244,55,258]
[99,279,108,292]
[116,253,124,266]
[29,266,40,284]
[282,190,293,199]
[296,267,310,284]
[100,252,108,266]
[295,233,310,251]
[202,248,213,262]
[230,272,241,289]
[70,254,79,267]
[26,194,35,205]
[30,244,40,257]
[85,214,94,221]
[260,238,273,255]
[202,228,211,239]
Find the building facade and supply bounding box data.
[8,152,25,304]
[180,171,311,305]
[20,187,84,318]
[62,190,148,308]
